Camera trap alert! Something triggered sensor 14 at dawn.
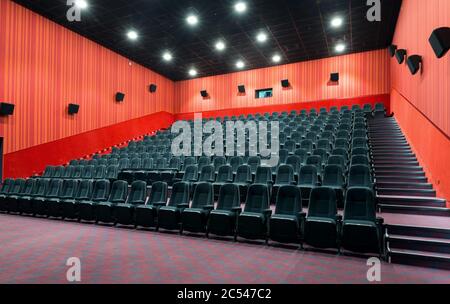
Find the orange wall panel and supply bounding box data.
[0,0,174,155]
[391,0,450,136]
[174,49,390,113]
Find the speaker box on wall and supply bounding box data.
[429,27,450,58]
[200,90,209,98]
[0,103,15,116]
[281,79,290,88]
[406,55,422,75]
[238,85,246,93]
[395,49,407,64]
[68,103,80,115]
[149,84,157,93]
[115,92,125,102]
[330,73,339,82]
[388,45,397,57]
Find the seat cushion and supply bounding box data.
[271,214,298,222]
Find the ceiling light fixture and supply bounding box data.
[272,54,281,63]
[236,60,245,69]
[186,14,199,26]
[188,68,198,76]
[215,40,226,51]
[162,52,173,61]
[234,2,247,13]
[331,17,343,28]
[127,30,138,40]
[335,43,346,53]
[75,0,88,9]
[256,32,268,43]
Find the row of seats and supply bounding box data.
[0,178,383,255]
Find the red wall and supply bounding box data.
[174,49,390,113]
[390,0,450,205]
[0,0,174,156]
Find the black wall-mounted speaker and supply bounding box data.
[281,79,290,88]
[115,92,125,102]
[0,103,15,116]
[395,49,407,64]
[330,73,339,82]
[68,103,80,115]
[429,27,450,58]
[388,45,397,57]
[238,85,246,93]
[406,55,422,75]
[149,84,157,93]
[200,90,208,98]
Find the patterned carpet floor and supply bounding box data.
[0,214,449,284]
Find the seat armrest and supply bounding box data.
[152,202,166,207]
[298,212,307,219]
[226,178,234,183]
[203,205,214,211]
[336,214,343,222]
[232,207,242,214]
[263,209,273,216]
[376,217,384,225]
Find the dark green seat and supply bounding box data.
[114,181,147,226]
[213,165,233,197]
[61,179,94,219]
[5,179,33,213]
[236,184,271,242]
[348,165,372,189]
[135,181,168,228]
[47,179,78,218]
[19,179,50,215]
[303,187,339,250]
[272,165,295,203]
[207,184,241,238]
[269,185,302,244]
[181,182,214,234]
[157,182,190,231]
[234,165,252,202]
[298,165,318,204]
[96,180,128,224]
[0,179,23,212]
[33,179,63,216]
[341,188,383,255]
[322,165,345,208]
[78,180,110,221]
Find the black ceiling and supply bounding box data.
[13,0,402,81]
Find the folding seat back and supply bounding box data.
[275,165,294,185]
[290,132,302,143]
[296,126,306,133]
[34,179,50,197]
[308,187,338,218]
[283,140,296,153]
[168,157,181,170]
[335,130,350,140]
[154,157,167,170]
[352,105,361,112]
[247,156,261,174]
[197,156,211,171]
[167,182,190,207]
[46,179,63,198]
[348,165,372,188]
[108,158,119,167]
[105,165,119,179]
[216,165,233,183]
[244,184,269,213]
[254,166,272,184]
[298,165,318,186]
[213,156,227,172]
[78,160,89,166]
[353,123,366,130]
[216,184,240,211]
[279,149,289,164]
[88,159,98,167]
[97,159,108,167]
[305,132,318,143]
[327,155,346,170]
[130,158,142,170]
[352,147,369,156]
[344,188,376,222]
[235,165,252,183]
[363,104,372,113]
[21,179,37,196]
[81,165,95,179]
[229,156,244,173]
[0,178,14,194]
[69,160,79,166]
[334,138,349,150]
[313,149,328,163]
[198,165,215,182]
[353,130,367,139]
[142,158,154,170]
[278,133,287,144]
[320,131,333,141]
[53,166,64,178]
[275,185,302,215]
[306,155,322,171]
[59,180,78,199]
[375,103,385,112]
[93,165,107,179]
[317,139,332,152]
[182,157,196,170]
[148,181,168,204]
[322,165,345,187]
[9,179,25,195]
[127,181,147,205]
[351,155,370,167]
[283,127,292,137]
[182,165,198,182]
[191,182,214,209]
[108,180,128,203]
[286,155,301,174]
[42,166,55,178]
[331,148,348,162]
[300,140,313,153]
[294,149,308,164]
[118,158,130,171]
[90,180,110,202]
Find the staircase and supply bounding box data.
[367,116,450,269]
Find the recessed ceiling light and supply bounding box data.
[75,0,88,9]
[188,68,198,76]
[256,32,268,43]
[331,17,343,28]
[272,54,281,63]
[162,52,173,61]
[127,30,138,40]
[335,43,346,53]
[215,40,226,51]
[234,2,247,13]
[186,14,199,26]
[236,60,245,69]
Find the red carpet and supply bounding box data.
[0,214,448,284]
